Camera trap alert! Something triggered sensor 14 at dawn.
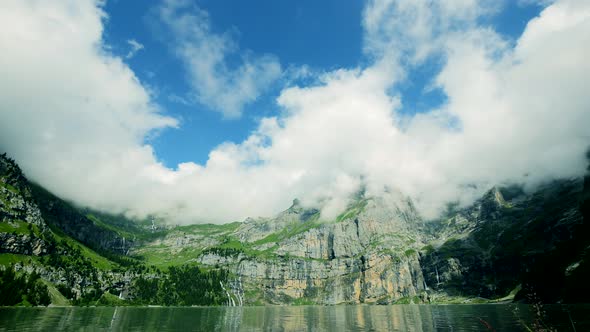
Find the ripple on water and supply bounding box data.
[0,304,588,331]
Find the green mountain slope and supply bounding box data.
[1,151,589,306]
[0,153,229,306]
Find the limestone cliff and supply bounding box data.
[175,179,589,305]
[189,191,431,304]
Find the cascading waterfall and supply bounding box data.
[231,275,244,306]
[220,281,236,306]
[220,275,245,307]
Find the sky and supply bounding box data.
[102,0,366,167]
[0,0,589,223]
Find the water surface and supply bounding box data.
[0,304,587,331]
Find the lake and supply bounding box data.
[0,304,588,331]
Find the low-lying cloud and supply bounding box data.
[0,0,588,223]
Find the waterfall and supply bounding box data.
[228,275,244,307]
[238,276,244,306]
[221,277,244,306]
[435,265,441,286]
[220,281,236,307]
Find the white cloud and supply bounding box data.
[125,39,144,59]
[0,0,588,223]
[157,0,282,118]
[362,0,500,63]
[362,0,590,215]
[0,0,178,212]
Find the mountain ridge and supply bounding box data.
[0,152,589,306]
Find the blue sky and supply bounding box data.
[103,0,365,167]
[101,0,543,168]
[3,0,587,223]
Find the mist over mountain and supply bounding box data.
[1,151,589,307]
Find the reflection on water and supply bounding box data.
[0,304,588,331]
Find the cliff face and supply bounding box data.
[0,154,49,256]
[1,153,132,257]
[236,252,426,304]
[419,180,587,302]
[0,233,47,256]
[187,192,430,304]
[178,179,588,305]
[30,183,133,255]
[2,151,589,306]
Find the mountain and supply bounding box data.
[421,180,589,303]
[0,152,589,306]
[0,153,228,306]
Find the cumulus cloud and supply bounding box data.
[0,0,177,211]
[0,0,588,223]
[156,0,282,118]
[126,39,144,59]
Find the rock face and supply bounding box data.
[192,191,431,304]
[419,179,587,302]
[30,183,133,255]
[0,154,49,255]
[0,233,47,256]
[237,252,426,304]
[0,185,45,228]
[186,179,589,305]
[2,151,589,305]
[0,153,138,303]
[0,161,45,228]
[1,153,131,256]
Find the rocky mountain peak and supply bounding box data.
[478,186,508,221]
[0,153,33,200]
[289,198,302,210]
[482,186,507,206]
